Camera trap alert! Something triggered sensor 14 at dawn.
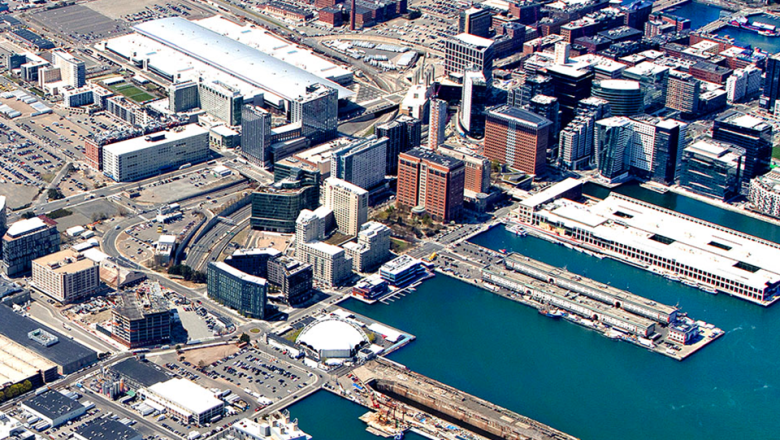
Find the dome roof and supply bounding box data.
[296,318,367,356]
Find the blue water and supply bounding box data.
[288,390,429,440]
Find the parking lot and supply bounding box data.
[116,209,203,266]
[0,121,63,190]
[134,169,244,205]
[32,5,129,43]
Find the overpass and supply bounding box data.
[354,358,578,440]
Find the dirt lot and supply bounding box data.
[181,344,241,367]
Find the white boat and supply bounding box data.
[698,284,718,295]
[664,273,680,281]
[681,279,698,287]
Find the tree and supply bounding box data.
[21,380,31,393]
[239,333,251,344]
[47,188,64,200]
[21,211,36,219]
[198,360,206,369]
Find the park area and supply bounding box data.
[108,82,156,103]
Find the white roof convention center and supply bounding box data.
[296,318,368,359]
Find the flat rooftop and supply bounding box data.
[132,17,352,101]
[212,261,267,286]
[22,390,84,419]
[75,418,141,440]
[33,249,95,274]
[103,124,207,158]
[6,217,47,238]
[520,178,583,209]
[453,32,494,48]
[537,195,780,291]
[111,358,170,388]
[487,105,553,129]
[0,335,57,385]
[0,305,96,369]
[147,378,223,415]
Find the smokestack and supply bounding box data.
[350,0,356,31]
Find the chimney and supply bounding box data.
[350,0,356,31]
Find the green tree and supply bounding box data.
[21,380,31,393]
[47,188,64,200]
[239,333,251,344]
[21,211,36,219]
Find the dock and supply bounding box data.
[353,358,579,440]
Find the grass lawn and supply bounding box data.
[391,238,414,253]
[109,82,155,103]
[773,147,780,160]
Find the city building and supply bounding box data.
[112,289,172,348]
[726,65,761,103]
[459,7,492,38]
[291,84,338,144]
[199,80,243,126]
[761,52,780,113]
[296,318,368,358]
[438,145,491,194]
[554,41,570,65]
[0,305,97,375]
[547,64,594,127]
[250,180,319,233]
[273,157,322,186]
[324,177,368,236]
[594,116,632,180]
[459,69,489,138]
[141,378,224,426]
[444,33,495,82]
[484,105,551,176]
[429,98,448,148]
[397,148,465,222]
[51,50,85,88]
[352,275,389,300]
[331,136,387,190]
[0,333,57,390]
[527,95,560,149]
[591,79,643,116]
[21,391,87,428]
[168,80,199,113]
[229,411,311,440]
[712,111,773,182]
[296,240,352,288]
[267,255,313,305]
[665,70,700,117]
[224,248,281,279]
[558,97,611,170]
[507,75,553,108]
[154,235,176,266]
[376,115,422,175]
[689,60,732,85]
[679,139,744,201]
[748,170,780,219]
[102,125,209,182]
[2,216,60,277]
[207,262,267,319]
[522,193,780,305]
[622,62,669,111]
[110,358,170,391]
[379,255,425,287]
[73,418,142,440]
[31,249,99,304]
[241,105,273,168]
[343,221,392,273]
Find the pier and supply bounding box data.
[353,358,579,440]
[652,0,691,13]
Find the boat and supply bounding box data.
[698,284,718,295]
[539,308,565,319]
[681,279,698,287]
[505,223,528,236]
[664,273,680,281]
[499,249,508,254]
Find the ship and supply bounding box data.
[499,249,508,254]
[681,279,698,288]
[664,273,681,282]
[539,308,565,319]
[505,223,528,236]
[698,284,718,295]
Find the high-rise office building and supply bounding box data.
[726,65,762,103]
[484,105,551,175]
[241,105,272,168]
[168,80,199,113]
[207,262,267,319]
[665,70,700,117]
[291,83,338,144]
[748,170,780,218]
[112,290,172,348]
[439,145,491,194]
[547,64,594,127]
[2,217,60,277]
[429,98,447,148]
[558,97,611,170]
[591,79,643,116]
[459,70,489,138]
[324,177,368,236]
[199,80,243,125]
[331,136,388,190]
[444,33,495,82]
[595,116,632,180]
[712,111,773,181]
[679,139,744,201]
[528,95,560,144]
[52,51,85,88]
[267,255,314,305]
[397,148,465,222]
[507,75,554,108]
[622,62,669,111]
[648,118,687,184]
[376,115,422,174]
[32,249,99,304]
[250,180,320,233]
[459,7,492,38]
[761,53,780,112]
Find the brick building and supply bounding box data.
[397,148,465,222]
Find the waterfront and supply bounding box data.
[583,181,780,243]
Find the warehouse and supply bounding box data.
[110,358,170,390]
[0,305,97,375]
[0,334,58,389]
[21,391,87,428]
[73,418,142,440]
[140,378,223,426]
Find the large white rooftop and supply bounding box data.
[453,33,494,48]
[103,124,207,158]
[147,378,223,415]
[132,17,353,101]
[213,262,266,286]
[296,318,367,356]
[537,195,780,291]
[6,217,47,238]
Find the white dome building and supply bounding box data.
[296,318,368,359]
